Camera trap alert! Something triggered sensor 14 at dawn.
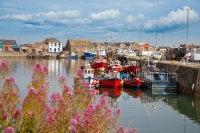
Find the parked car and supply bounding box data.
[151,52,163,61]
[166,47,187,60]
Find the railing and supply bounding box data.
[136,68,177,82]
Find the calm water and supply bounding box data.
[0,58,200,133]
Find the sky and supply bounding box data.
[0,0,200,47]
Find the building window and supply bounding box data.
[50,48,52,52]
[54,43,57,47]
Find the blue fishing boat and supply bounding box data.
[67,51,78,59]
[84,51,96,59]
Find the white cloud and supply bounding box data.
[90,9,120,20]
[0,14,32,21]
[37,10,81,19]
[126,14,144,23]
[144,6,199,32]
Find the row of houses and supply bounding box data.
[0,38,63,54]
[1,38,197,55]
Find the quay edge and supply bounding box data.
[118,56,200,97]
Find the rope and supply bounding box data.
[177,66,199,77]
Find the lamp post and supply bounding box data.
[184,8,191,61]
[155,22,158,48]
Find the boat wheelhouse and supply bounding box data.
[123,61,139,74]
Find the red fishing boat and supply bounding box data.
[123,77,143,88]
[99,70,122,88]
[123,61,139,74]
[106,59,123,72]
[91,58,107,71]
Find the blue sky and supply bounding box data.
[0,0,200,47]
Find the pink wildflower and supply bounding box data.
[84,82,90,88]
[43,66,48,75]
[45,106,52,112]
[71,118,78,125]
[1,62,9,68]
[28,87,37,94]
[95,103,102,110]
[115,126,125,133]
[14,109,22,118]
[4,126,14,133]
[83,118,90,125]
[69,126,77,132]
[38,96,43,101]
[59,76,66,83]
[106,109,112,115]
[53,108,59,113]
[3,113,9,119]
[68,92,73,96]
[50,93,59,102]
[63,85,69,92]
[73,113,82,120]
[34,63,43,70]
[47,115,55,122]
[116,109,121,115]
[100,97,107,105]
[59,97,65,103]
[90,89,96,96]
[0,101,3,107]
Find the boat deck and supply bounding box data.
[136,69,178,92]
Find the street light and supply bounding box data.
[184,8,192,61]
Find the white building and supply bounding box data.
[43,38,63,53]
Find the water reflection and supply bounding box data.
[0,58,200,132]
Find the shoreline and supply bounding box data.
[0,52,57,58]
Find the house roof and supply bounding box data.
[142,43,151,48]
[29,42,46,48]
[43,38,61,44]
[68,39,92,47]
[158,46,171,49]
[0,39,18,45]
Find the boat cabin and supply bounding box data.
[104,71,120,79]
[124,61,138,66]
[83,64,94,79]
[109,60,121,65]
[93,58,107,63]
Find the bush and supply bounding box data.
[0,62,138,133]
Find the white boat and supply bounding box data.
[124,49,136,57]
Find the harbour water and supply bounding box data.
[0,58,200,133]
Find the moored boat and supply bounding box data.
[136,65,178,93]
[91,58,107,71]
[84,51,97,59]
[67,51,78,59]
[123,61,139,74]
[106,59,123,72]
[83,64,99,86]
[99,70,122,88]
[123,77,143,88]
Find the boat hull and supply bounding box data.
[67,55,78,59]
[106,65,123,72]
[92,62,106,69]
[99,79,121,88]
[84,52,96,59]
[123,78,143,88]
[123,66,139,74]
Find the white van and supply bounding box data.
[190,48,200,62]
